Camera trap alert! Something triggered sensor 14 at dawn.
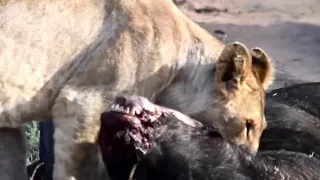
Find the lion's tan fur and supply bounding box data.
[0,0,273,179]
[158,42,274,154]
[210,43,274,153]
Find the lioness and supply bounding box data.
[0,0,274,179]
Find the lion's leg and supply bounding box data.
[0,127,27,180]
[52,87,110,180]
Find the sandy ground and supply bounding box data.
[175,0,320,90]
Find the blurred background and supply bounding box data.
[174,0,320,90]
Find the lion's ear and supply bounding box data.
[214,42,252,91]
[250,48,274,90]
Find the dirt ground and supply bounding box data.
[175,0,320,90]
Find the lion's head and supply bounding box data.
[196,42,274,153]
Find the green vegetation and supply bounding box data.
[24,122,40,164]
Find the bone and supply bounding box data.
[161,106,203,128]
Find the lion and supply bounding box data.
[0,0,274,179]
